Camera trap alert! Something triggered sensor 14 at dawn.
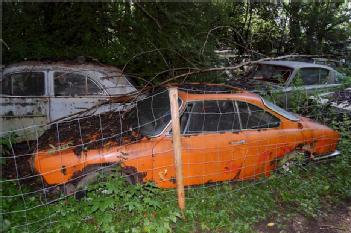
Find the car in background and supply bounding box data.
[0,60,137,140]
[33,84,340,193]
[228,60,345,109]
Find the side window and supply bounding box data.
[54,72,104,96]
[237,101,280,129]
[295,68,331,86]
[0,72,45,96]
[181,100,240,134]
[0,75,12,95]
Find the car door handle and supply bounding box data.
[229,140,246,145]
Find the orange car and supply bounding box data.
[34,84,340,191]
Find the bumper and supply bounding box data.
[312,150,341,161]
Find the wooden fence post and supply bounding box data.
[168,87,185,211]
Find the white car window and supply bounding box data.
[1,72,45,96]
[54,72,105,96]
[297,68,331,85]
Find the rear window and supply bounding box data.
[1,72,45,96]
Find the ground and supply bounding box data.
[256,199,351,233]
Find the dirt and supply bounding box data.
[255,199,351,233]
[37,110,132,153]
[2,109,140,189]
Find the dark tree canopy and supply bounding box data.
[2,1,351,80]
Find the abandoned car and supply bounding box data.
[0,61,137,140]
[33,84,340,192]
[228,60,344,109]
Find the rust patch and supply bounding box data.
[233,169,241,180]
[37,110,141,156]
[61,165,67,175]
[170,176,176,184]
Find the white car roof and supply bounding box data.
[2,61,137,95]
[3,60,123,76]
[259,60,335,70]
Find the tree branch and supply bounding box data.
[134,2,162,30]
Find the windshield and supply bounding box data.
[262,98,300,121]
[128,89,181,137]
[249,64,292,84]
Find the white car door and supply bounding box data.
[48,71,110,122]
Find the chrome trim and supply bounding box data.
[312,150,341,161]
[261,97,300,121]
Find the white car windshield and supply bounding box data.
[262,98,300,121]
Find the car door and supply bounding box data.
[283,67,340,109]
[0,71,49,141]
[153,100,247,188]
[236,101,283,180]
[48,71,110,121]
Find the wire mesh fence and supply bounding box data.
[1,84,350,232]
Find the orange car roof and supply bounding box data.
[168,83,263,104]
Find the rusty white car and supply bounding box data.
[0,61,137,140]
[228,61,344,109]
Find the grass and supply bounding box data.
[1,114,351,233]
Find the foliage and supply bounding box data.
[3,2,350,84]
[0,133,17,155]
[0,133,18,165]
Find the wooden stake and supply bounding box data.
[168,87,185,211]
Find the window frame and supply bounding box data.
[1,71,47,97]
[180,99,281,135]
[53,71,107,97]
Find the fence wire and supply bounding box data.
[1,84,349,232]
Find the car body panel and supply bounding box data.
[34,85,340,188]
